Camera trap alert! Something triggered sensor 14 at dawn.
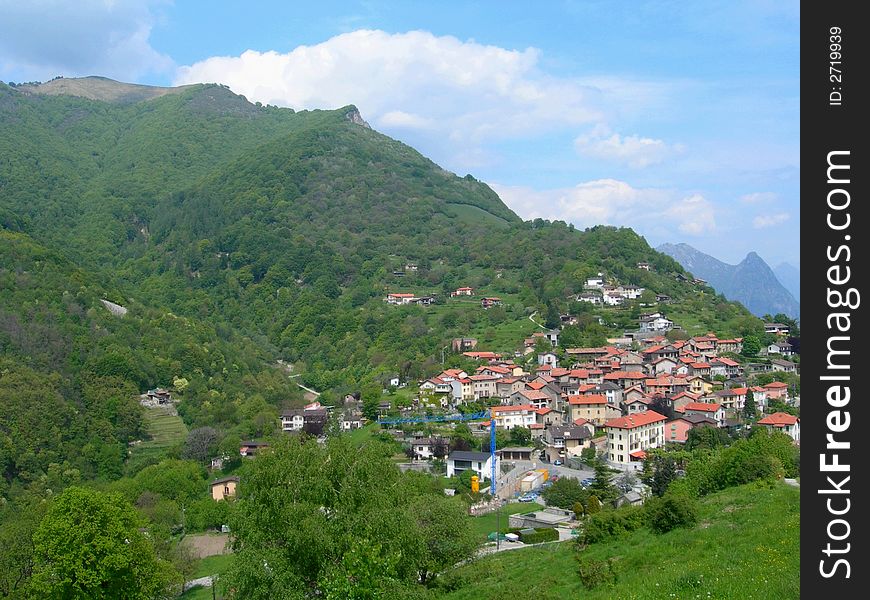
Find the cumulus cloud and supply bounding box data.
[740,192,778,204]
[490,179,716,237]
[174,30,612,146]
[753,212,790,228]
[574,124,679,168]
[0,0,172,82]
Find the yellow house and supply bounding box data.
[211,476,239,501]
[686,376,713,395]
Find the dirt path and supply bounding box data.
[181,533,230,559]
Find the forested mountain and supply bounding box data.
[1,77,764,474]
[657,243,800,319]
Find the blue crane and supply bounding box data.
[378,409,497,495]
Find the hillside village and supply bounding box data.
[244,274,799,515]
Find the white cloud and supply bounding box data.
[574,124,679,168]
[173,30,620,154]
[490,179,716,237]
[0,0,172,82]
[753,212,790,228]
[740,191,778,204]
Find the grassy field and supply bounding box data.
[438,482,800,599]
[470,502,546,542]
[129,406,188,463]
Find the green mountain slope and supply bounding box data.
[1,76,765,420]
[437,482,800,600]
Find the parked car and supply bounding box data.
[553,459,563,466]
[518,494,535,502]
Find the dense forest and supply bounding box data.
[0,78,775,597]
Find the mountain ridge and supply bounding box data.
[657,242,799,318]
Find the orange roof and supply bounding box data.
[684,402,721,413]
[442,369,465,377]
[468,374,499,381]
[570,369,590,378]
[606,411,668,429]
[491,404,535,413]
[518,390,551,401]
[691,363,711,369]
[527,381,548,390]
[604,371,647,380]
[568,394,607,405]
[536,407,553,415]
[573,417,589,426]
[463,351,501,359]
[550,368,570,377]
[389,293,416,297]
[764,381,789,389]
[577,384,597,393]
[629,450,648,459]
[715,357,740,366]
[536,364,553,371]
[758,412,798,426]
[530,423,545,429]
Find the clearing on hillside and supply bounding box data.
[129,405,188,463]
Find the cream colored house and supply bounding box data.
[605,411,667,469]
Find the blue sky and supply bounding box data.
[0,0,799,268]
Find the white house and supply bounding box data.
[605,411,667,470]
[682,402,726,427]
[585,273,605,288]
[757,412,800,443]
[446,450,500,482]
[639,313,674,332]
[538,352,558,367]
[491,404,537,429]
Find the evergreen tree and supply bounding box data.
[743,389,757,421]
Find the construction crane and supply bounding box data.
[378,409,497,495]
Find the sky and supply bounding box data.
[0,0,800,268]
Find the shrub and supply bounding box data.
[578,505,645,545]
[518,527,559,544]
[576,557,616,590]
[645,493,698,534]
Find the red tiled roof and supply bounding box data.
[463,351,502,359]
[550,368,570,377]
[606,411,668,429]
[388,293,416,297]
[535,407,553,415]
[569,369,590,378]
[527,381,548,390]
[764,381,789,389]
[536,364,553,371]
[715,358,740,366]
[577,384,597,393]
[684,402,721,413]
[530,423,545,429]
[604,371,647,380]
[568,394,607,405]
[758,412,798,426]
[491,404,535,413]
[573,417,589,426]
[629,450,647,459]
[518,390,551,401]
